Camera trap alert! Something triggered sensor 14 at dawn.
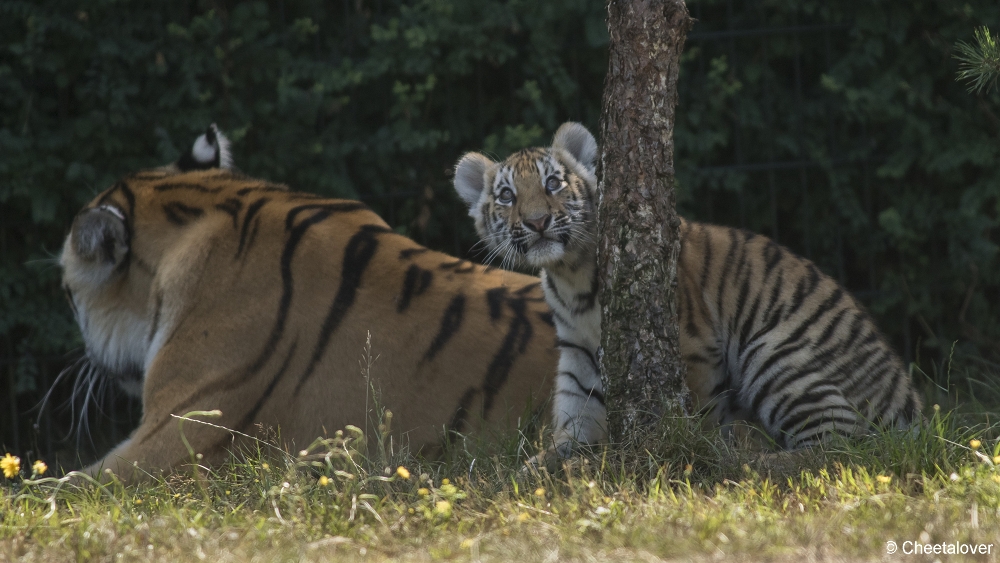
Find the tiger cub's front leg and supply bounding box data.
[545,271,606,457]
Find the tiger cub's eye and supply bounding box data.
[545,176,564,193]
[497,188,515,205]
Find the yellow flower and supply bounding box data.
[417,487,430,496]
[534,487,546,497]
[876,475,892,484]
[517,512,530,522]
[318,476,330,487]
[993,456,1000,465]
[460,538,475,549]
[1,453,20,479]
[396,466,411,480]
[441,478,450,485]
[434,500,452,517]
[261,463,269,470]
[32,460,47,476]
[970,439,982,451]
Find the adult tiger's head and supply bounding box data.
[60,125,557,480]
[60,124,236,396]
[453,122,598,270]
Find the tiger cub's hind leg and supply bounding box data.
[746,370,862,449]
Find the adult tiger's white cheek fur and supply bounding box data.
[61,250,153,397]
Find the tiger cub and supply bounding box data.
[453,122,922,455]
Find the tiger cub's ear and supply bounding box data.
[176,123,234,171]
[453,152,495,216]
[552,122,597,176]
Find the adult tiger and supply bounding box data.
[453,122,922,457]
[60,126,557,481]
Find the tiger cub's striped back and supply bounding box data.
[454,121,921,454]
[679,219,921,448]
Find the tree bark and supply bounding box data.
[597,0,693,443]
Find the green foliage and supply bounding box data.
[0,0,607,455]
[956,26,1000,94]
[3,0,1000,458]
[675,0,1000,383]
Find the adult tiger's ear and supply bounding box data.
[176,123,234,171]
[453,152,494,216]
[70,206,129,270]
[552,122,597,175]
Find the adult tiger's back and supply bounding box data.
[60,127,557,480]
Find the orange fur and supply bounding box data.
[61,168,556,480]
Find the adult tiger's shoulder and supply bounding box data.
[61,126,558,480]
[453,121,921,458]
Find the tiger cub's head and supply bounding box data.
[60,125,234,396]
[453,122,598,270]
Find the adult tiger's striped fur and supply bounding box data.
[60,126,557,480]
[453,122,921,455]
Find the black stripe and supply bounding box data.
[236,184,289,196]
[148,292,163,343]
[244,206,334,376]
[698,225,713,289]
[575,267,599,312]
[788,264,823,316]
[397,264,434,313]
[684,353,712,365]
[748,342,813,414]
[559,371,605,405]
[236,340,299,433]
[480,297,534,415]
[293,225,389,395]
[731,274,753,340]
[447,387,479,435]
[237,198,270,257]
[545,273,569,310]
[537,311,554,326]
[162,202,204,225]
[768,380,832,427]
[486,287,507,321]
[284,202,367,230]
[424,294,466,361]
[439,259,475,272]
[515,282,541,295]
[153,182,221,193]
[783,409,857,442]
[763,241,784,275]
[400,248,429,260]
[97,181,136,238]
[714,229,741,314]
[556,339,599,373]
[64,285,78,319]
[683,279,700,338]
[813,308,850,349]
[215,198,243,229]
[776,288,845,351]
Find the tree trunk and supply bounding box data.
[597,0,693,443]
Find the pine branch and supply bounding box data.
[955,26,1000,94]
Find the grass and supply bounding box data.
[5,346,1000,562]
[2,403,1000,563]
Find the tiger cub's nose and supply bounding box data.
[524,214,552,233]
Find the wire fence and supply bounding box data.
[1,3,925,461]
